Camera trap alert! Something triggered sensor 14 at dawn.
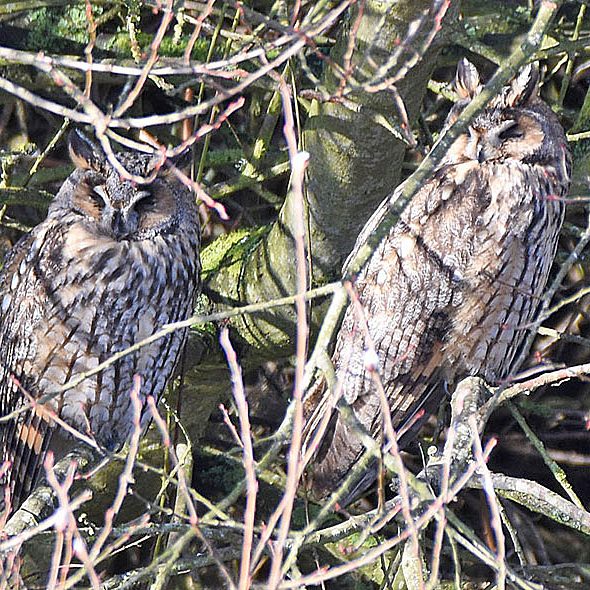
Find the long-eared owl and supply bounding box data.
[303,60,572,500]
[0,130,201,513]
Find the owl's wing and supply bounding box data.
[305,169,468,499]
[0,229,55,513]
[342,166,460,274]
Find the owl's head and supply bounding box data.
[51,130,195,241]
[444,59,568,168]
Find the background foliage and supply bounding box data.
[1,0,590,588]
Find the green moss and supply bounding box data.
[106,30,210,59]
[26,5,103,50]
[205,148,245,168]
[196,453,244,496]
[201,226,269,282]
[23,4,212,59]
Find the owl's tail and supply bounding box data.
[302,372,446,506]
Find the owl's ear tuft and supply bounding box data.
[68,130,105,171]
[504,63,539,107]
[455,59,481,99]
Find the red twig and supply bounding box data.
[265,75,310,589]
[220,328,258,590]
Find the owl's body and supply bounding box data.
[304,61,571,499]
[0,132,200,512]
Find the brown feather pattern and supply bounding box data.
[303,61,572,501]
[0,131,200,514]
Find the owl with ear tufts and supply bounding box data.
[0,130,201,514]
[303,60,572,501]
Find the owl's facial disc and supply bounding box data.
[495,112,545,161]
[72,176,173,240]
[454,111,545,164]
[103,186,169,240]
[71,179,107,221]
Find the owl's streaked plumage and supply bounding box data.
[0,131,201,513]
[303,60,572,500]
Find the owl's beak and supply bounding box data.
[469,137,495,163]
[466,128,496,163]
[111,210,127,237]
[477,141,500,163]
[477,144,487,163]
[103,206,130,239]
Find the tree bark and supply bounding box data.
[204,0,460,356]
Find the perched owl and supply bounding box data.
[0,130,201,514]
[303,60,572,500]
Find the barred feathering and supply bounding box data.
[0,130,201,513]
[303,60,572,501]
